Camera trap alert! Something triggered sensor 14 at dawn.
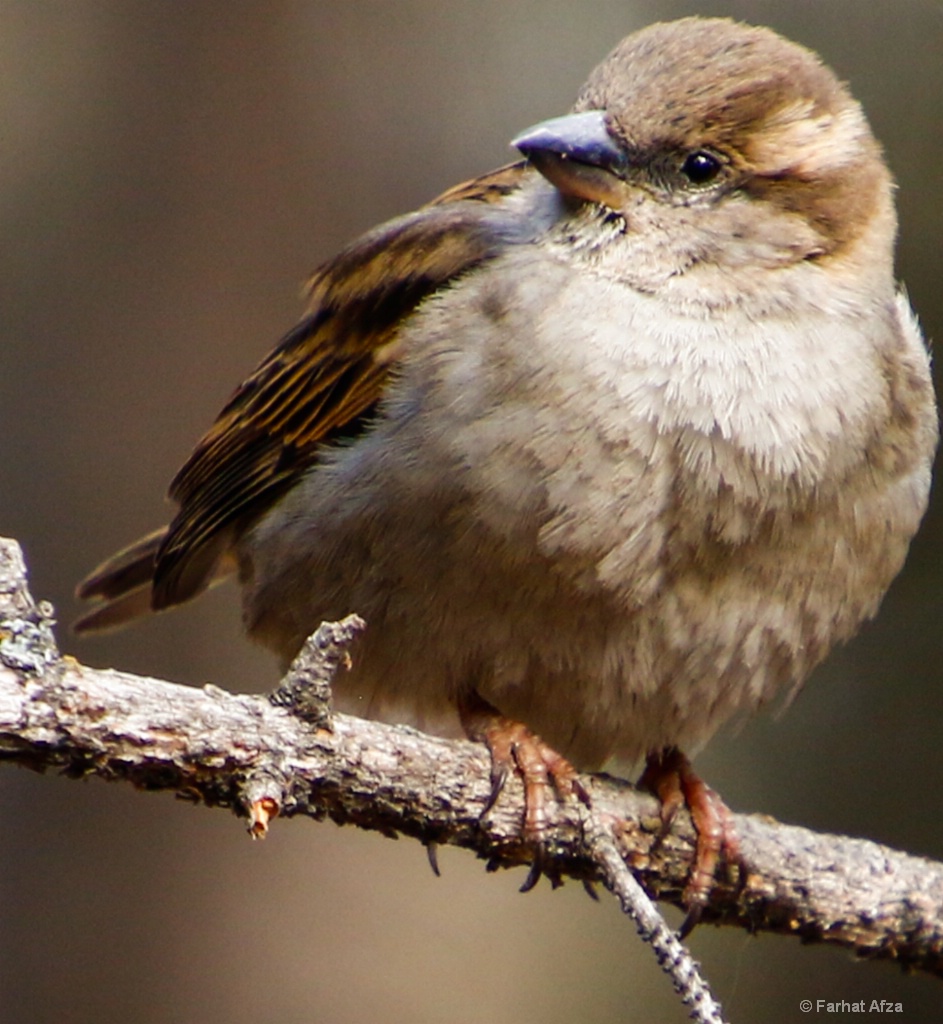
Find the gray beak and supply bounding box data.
[512,110,624,174]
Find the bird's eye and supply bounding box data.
[680,150,722,186]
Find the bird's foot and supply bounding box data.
[458,690,591,890]
[639,746,740,937]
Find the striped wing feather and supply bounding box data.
[84,163,530,619]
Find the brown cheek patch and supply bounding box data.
[741,153,888,260]
[730,95,888,261]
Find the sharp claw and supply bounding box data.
[582,878,600,901]
[547,864,565,890]
[425,841,441,878]
[519,852,544,893]
[678,902,704,940]
[572,777,592,808]
[482,759,510,816]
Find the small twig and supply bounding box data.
[587,813,729,1024]
[268,616,365,726]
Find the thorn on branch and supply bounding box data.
[248,796,281,839]
[0,540,60,676]
[241,769,289,839]
[247,615,366,836]
[267,614,366,728]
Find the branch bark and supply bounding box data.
[2,536,942,986]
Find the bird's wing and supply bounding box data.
[151,161,531,609]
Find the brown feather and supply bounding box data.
[75,162,532,630]
[75,527,167,602]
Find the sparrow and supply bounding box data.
[76,18,938,916]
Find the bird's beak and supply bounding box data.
[512,110,627,209]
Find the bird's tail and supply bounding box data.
[73,527,168,634]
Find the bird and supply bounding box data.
[75,17,938,918]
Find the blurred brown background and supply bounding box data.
[3,2,943,1022]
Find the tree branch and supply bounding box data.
[2,536,942,990]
